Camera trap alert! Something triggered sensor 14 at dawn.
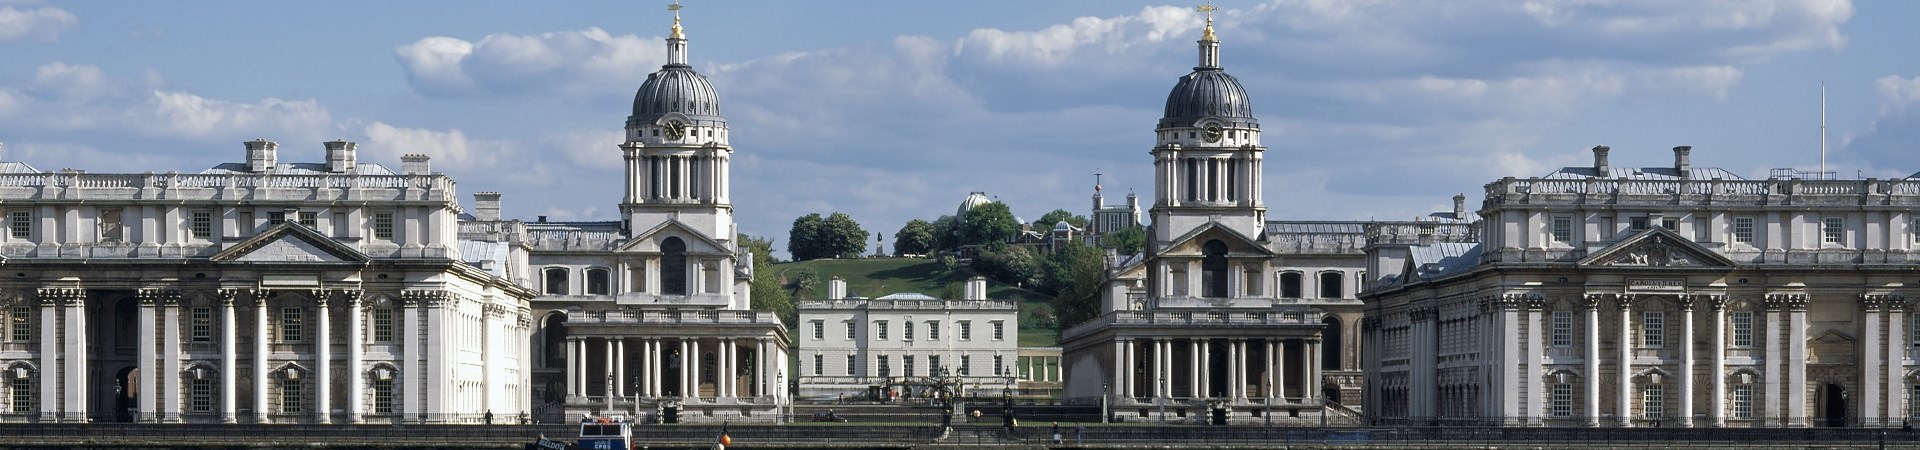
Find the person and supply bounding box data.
[484,409,493,425]
[1051,422,1062,444]
[1076,423,1084,445]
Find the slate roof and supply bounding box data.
[203,162,398,175]
[458,239,510,278]
[1542,166,1745,180]
[1264,221,1366,235]
[1407,242,1482,280]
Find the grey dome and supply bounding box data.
[1158,68,1257,129]
[631,64,723,121]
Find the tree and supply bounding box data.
[1034,209,1088,231]
[893,219,936,256]
[1049,241,1107,335]
[787,268,820,297]
[971,245,1041,288]
[930,215,960,252]
[821,212,868,259]
[957,201,1019,248]
[1101,226,1146,256]
[739,234,793,325]
[787,213,827,261]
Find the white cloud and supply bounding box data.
[1875,75,1920,116]
[148,90,330,140]
[0,5,77,42]
[362,122,512,171]
[31,62,106,100]
[394,28,662,98]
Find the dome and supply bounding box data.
[1158,68,1256,129]
[957,192,992,217]
[631,65,723,121]
[1052,221,1075,232]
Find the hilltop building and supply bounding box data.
[1362,146,1920,428]
[794,277,1024,399]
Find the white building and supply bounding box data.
[0,141,536,424]
[1363,145,1920,428]
[456,9,789,423]
[795,277,1020,398]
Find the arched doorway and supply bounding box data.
[114,366,138,422]
[1201,240,1228,298]
[1823,383,1847,427]
[661,238,688,295]
[1321,317,1343,371]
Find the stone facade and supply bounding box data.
[795,277,1020,399]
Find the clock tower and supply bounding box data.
[1149,9,1265,242]
[620,3,734,240]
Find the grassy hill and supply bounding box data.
[771,257,1059,347]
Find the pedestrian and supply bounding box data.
[1051,422,1062,444]
[1076,423,1084,445]
[484,409,493,425]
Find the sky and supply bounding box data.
[4,0,1920,258]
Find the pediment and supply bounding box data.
[211,223,367,263]
[1157,221,1273,258]
[1577,227,1735,268]
[1810,329,1856,344]
[616,219,731,255]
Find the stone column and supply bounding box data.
[401,295,421,420]
[1583,294,1602,427]
[1265,340,1277,400]
[1121,339,1133,398]
[254,295,270,423]
[1678,296,1695,428]
[1112,340,1125,400]
[37,297,57,422]
[1615,296,1632,427]
[138,291,158,421]
[316,295,331,424]
[161,294,182,421]
[1709,296,1727,428]
[1527,299,1546,425]
[718,340,731,399]
[604,339,615,398]
[1189,340,1201,398]
[1275,340,1288,401]
[614,339,626,399]
[1198,340,1211,398]
[1888,298,1907,422]
[651,339,662,397]
[220,292,237,423]
[1862,295,1883,426]
[1151,339,1164,398]
[1235,339,1249,400]
[63,291,87,421]
[1306,338,1321,404]
[1763,297,1782,427]
[1786,296,1808,427]
[347,295,364,424]
[564,338,579,398]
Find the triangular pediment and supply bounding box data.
[211,223,368,263]
[1577,227,1736,268]
[1811,329,1856,344]
[1156,221,1273,258]
[615,219,731,255]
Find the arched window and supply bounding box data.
[544,268,569,295]
[542,314,567,369]
[1201,240,1228,298]
[585,268,610,296]
[1322,317,1343,370]
[1280,272,1303,298]
[1319,271,1344,299]
[661,237,688,295]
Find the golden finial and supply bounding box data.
[1197,2,1218,42]
[669,1,685,40]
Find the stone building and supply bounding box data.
[0,142,536,424]
[1362,145,1920,428]
[795,277,1020,398]
[456,10,789,423]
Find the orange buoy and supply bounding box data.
[720,434,732,446]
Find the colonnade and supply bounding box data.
[565,336,778,401]
[1110,336,1318,403]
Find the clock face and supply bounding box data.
[664,120,686,140]
[1202,124,1223,143]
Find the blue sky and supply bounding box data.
[4,0,1919,257]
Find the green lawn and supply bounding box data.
[772,258,1060,347]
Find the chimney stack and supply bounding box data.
[1451,193,1466,220]
[964,276,988,300]
[828,277,847,300]
[1592,145,1610,176]
[324,140,357,173]
[401,154,431,175]
[245,139,279,173]
[474,192,502,222]
[1673,145,1692,175]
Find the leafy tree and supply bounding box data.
[822,212,868,259]
[787,268,819,297]
[1049,241,1107,335]
[1034,209,1088,231]
[787,213,827,261]
[893,219,936,256]
[1101,226,1146,256]
[957,201,1019,248]
[739,234,793,325]
[929,215,960,252]
[971,245,1041,288]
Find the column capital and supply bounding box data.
[1705,294,1730,311]
[36,288,85,306]
[1862,294,1906,312]
[1764,293,1808,311]
[1580,293,1612,309]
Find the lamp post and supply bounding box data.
[1101,382,1110,424]
[777,372,786,424]
[606,372,616,414]
[1158,377,1167,425]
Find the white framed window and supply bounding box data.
[8,210,30,239]
[927,320,940,340]
[1630,216,1651,233]
[372,212,395,240]
[813,355,823,376]
[190,307,212,342]
[1661,217,1678,231]
[298,211,317,228]
[372,308,394,343]
[904,356,915,377]
[877,355,890,378]
[1550,311,1573,347]
[280,307,303,343]
[267,211,285,225]
[11,377,32,412]
[1550,383,1572,418]
[845,321,855,341]
[993,355,1004,376]
[1551,215,1573,243]
[1823,217,1845,244]
[1643,384,1664,420]
[992,321,1005,341]
[811,321,824,341]
[929,356,941,374]
[372,378,394,415]
[903,322,914,341]
[845,355,855,376]
[189,377,213,413]
[1732,384,1753,419]
[960,321,972,341]
[1642,311,1665,348]
[1730,311,1754,347]
[875,321,888,340]
[281,379,303,413]
[10,306,31,342]
[960,355,971,376]
[191,210,214,240]
[1732,217,1755,244]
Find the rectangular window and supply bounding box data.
[10,306,30,342]
[1550,383,1572,418]
[8,210,29,239]
[280,307,303,343]
[960,355,971,376]
[372,379,394,415]
[1732,384,1753,419]
[1913,217,1920,244]
[192,210,214,239]
[929,356,942,374]
[875,321,888,340]
[1630,217,1650,233]
[372,308,394,343]
[372,212,395,240]
[1551,215,1573,243]
[267,211,286,225]
[1912,385,1920,419]
[98,208,123,242]
[994,355,1004,376]
[281,379,303,413]
[877,355,890,379]
[927,321,940,340]
[813,355,823,376]
[1550,311,1573,347]
[811,321,824,341]
[1643,384,1664,420]
[190,307,212,342]
[904,356,916,377]
[1661,217,1678,231]
[1732,217,1755,244]
[297,212,317,228]
[1823,217,1845,244]
[10,378,30,413]
[845,321,855,341]
[846,355,856,376]
[960,321,972,341]
[1731,311,1754,347]
[189,378,212,413]
[992,321,1005,341]
[903,322,914,341]
[1642,311,1665,348]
